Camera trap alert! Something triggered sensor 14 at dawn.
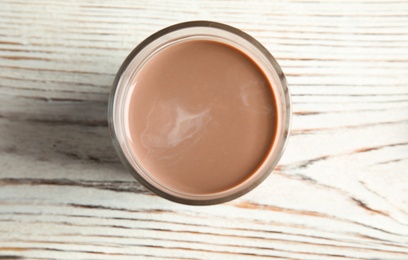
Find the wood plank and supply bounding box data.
[0,0,407,259]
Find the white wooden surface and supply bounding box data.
[1,0,408,259]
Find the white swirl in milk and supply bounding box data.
[141,99,211,150]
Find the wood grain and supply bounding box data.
[0,0,407,259]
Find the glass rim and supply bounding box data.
[108,20,291,205]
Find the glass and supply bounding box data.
[108,21,291,205]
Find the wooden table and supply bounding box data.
[1,1,407,259]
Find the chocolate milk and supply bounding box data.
[127,40,277,195]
